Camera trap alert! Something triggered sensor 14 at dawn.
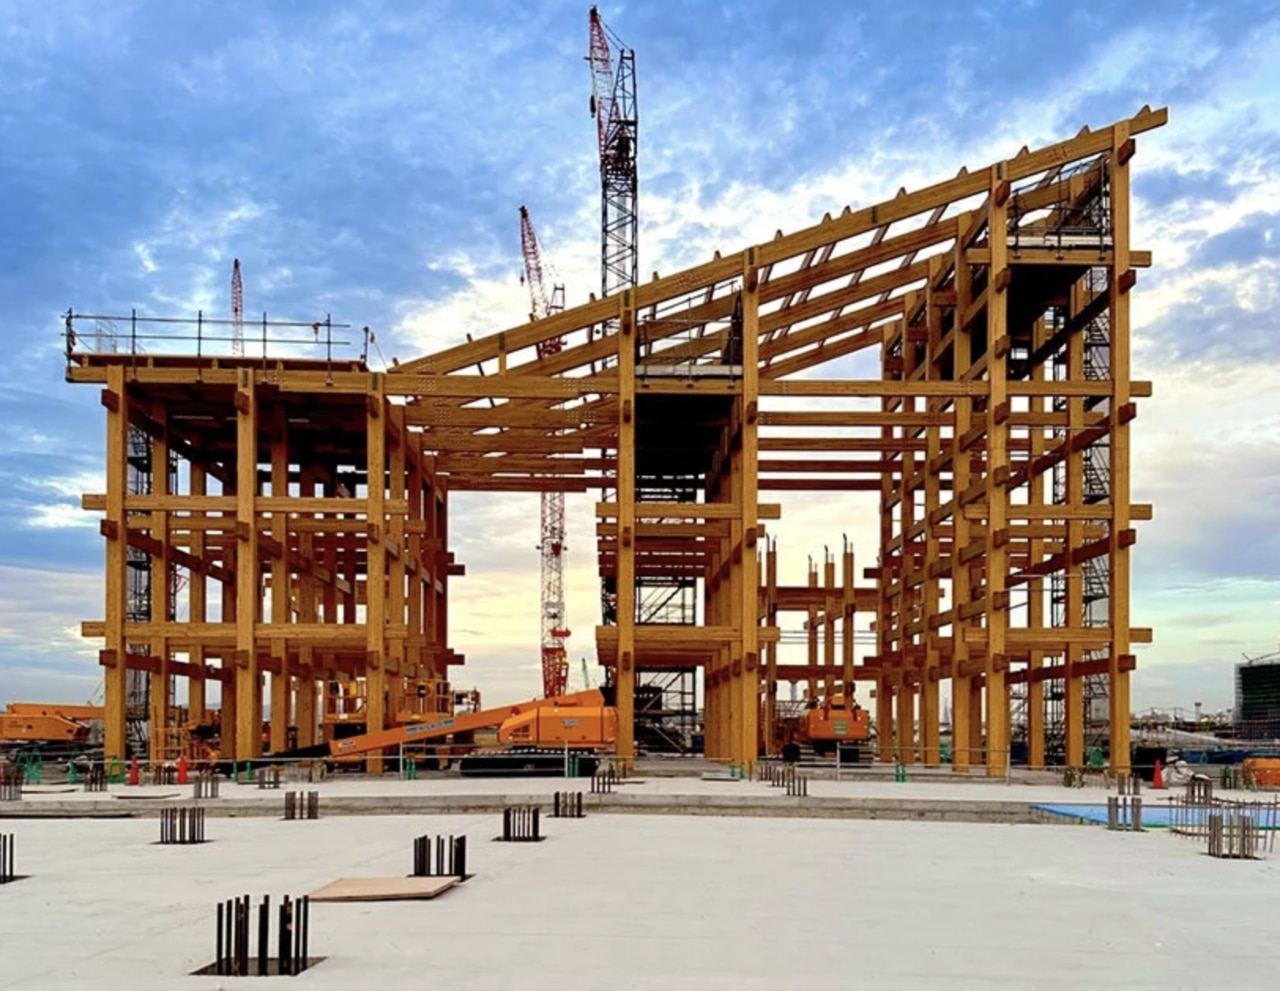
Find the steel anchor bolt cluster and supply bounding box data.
[283,791,319,820]
[501,806,542,842]
[552,791,585,818]
[160,806,207,844]
[212,893,312,977]
[413,834,468,877]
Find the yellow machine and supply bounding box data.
[0,702,103,757]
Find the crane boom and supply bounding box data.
[519,206,570,699]
[587,6,638,299]
[230,258,244,356]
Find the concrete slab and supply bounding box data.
[0,812,1276,989]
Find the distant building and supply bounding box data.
[1235,655,1280,740]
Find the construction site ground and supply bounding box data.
[6,763,1158,823]
[0,793,1276,990]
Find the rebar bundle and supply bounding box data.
[214,893,311,976]
[283,791,319,820]
[160,806,206,844]
[501,806,541,842]
[553,791,585,818]
[412,835,468,877]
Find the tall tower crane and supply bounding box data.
[519,206,570,698]
[230,258,244,356]
[588,6,638,300]
[588,7,639,637]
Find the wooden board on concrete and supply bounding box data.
[308,876,458,902]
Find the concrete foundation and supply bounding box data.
[0,777,1276,988]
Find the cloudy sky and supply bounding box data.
[1,0,1277,716]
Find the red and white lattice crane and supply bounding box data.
[519,206,570,698]
[230,258,244,356]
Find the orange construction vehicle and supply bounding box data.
[802,693,870,758]
[273,688,618,777]
[0,702,103,758]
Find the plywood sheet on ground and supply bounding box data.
[309,876,457,902]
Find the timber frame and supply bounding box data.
[71,106,1165,774]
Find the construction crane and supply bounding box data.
[588,7,643,654]
[230,258,244,356]
[519,206,570,699]
[587,6,638,300]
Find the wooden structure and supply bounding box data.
[69,324,462,771]
[71,107,1164,775]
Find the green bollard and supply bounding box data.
[405,757,417,781]
[67,762,79,785]
[107,757,125,784]
[894,763,907,783]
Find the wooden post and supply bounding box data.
[365,379,387,774]
[188,459,208,727]
[103,364,129,763]
[984,165,1011,777]
[269,403,290,755]
[1109,124,1134,774]
[148,405,172,763]
[615,293,637,769]
[234,371,261,761]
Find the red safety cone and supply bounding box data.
[176,755,189,785]
[1152,758,1164,790]
[127,757,140,787]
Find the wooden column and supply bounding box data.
[895,678,914,763]
[984,167,1011,776]
[268,404,290,754]
[365,380,387,774]
[950,231,975,772]
[876,675,893,763]
[388,406,408,715]
[763,539,778,756]
[234,371,261,761]
[738,259,761,770]
[1065,281,1086,767]
[1109,125,1134,774]
[295,466,318,748]
[615,293,637,768]
[187,460,208,726]
[1025,320,1047,770]
[148,406,172,763]
[103,365,129,762]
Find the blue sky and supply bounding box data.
[1,0,1277,713]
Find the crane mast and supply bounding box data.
[230,258,244,356]
[588,6,638,300]
[519,207,570,699]
[588,7,638,635]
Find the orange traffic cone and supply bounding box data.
[1152,759,1164,790]
[127,757,140,786]
[177,755,189,785]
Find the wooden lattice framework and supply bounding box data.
[72,107,1164,774]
